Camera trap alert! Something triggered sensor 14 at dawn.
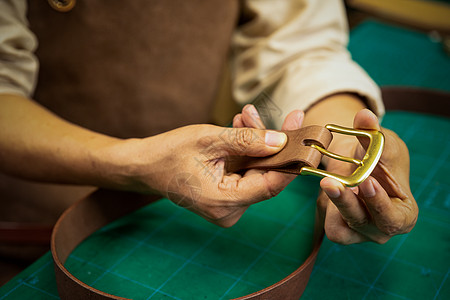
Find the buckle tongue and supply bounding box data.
[300,124,385,187]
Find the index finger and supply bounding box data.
[218,170,295,205]
[359,177,406,236]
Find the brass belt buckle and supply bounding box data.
[300,124,385,187]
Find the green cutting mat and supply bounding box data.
[1,21,449,300]
[348,20,450,92]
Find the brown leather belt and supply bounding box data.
[226,126,332,175]
[51,126,335,299]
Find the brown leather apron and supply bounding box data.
[0,0,238,232]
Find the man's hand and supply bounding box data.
[111,117,302,227]
[0,94,303,228]
[232,101,418,244]
[318,109,418,244]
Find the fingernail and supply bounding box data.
[326,185,341,199]
[247,105,259,117]
[265,131,287,147]
[297,111,304,127]
[360,178,376,197]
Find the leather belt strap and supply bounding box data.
[51,126,332,299]
[381,87,450,118]
[226,126,333,174]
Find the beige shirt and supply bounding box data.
[0,0,383,129]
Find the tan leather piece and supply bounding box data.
[51,126,332,299]
[226,126,333,175]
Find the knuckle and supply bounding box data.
[267,184,283,199]
[262,176,285,200]
[327,232,351,245]
[346,217,369,230]
[371,201,389,216]
[377,220,403,236]
[371,205,384,216]
[325,225,352,245]
[234,128,256,150]
[379,224,402,236]
[256,190,273,203]
[316,193,329,212]
[382,129,409,161]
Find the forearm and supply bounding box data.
[0,93,126,188]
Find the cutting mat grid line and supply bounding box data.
[352,242,447,277]
[132,201,316,263]
[146,229,223,299]
[410,144,450,199]
[71,252,265,292]
[309,230,444,300]
[88,209,184,287]
[67,254,195,300]
[20,282,59,300]
[108,218,307,267]
[361,235,409,300]
[219,198,315,299]
[314,266,410,300]
[0,260,54,300]
[434,270,450,300]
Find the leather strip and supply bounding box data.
[51,127,331,299]
[226,126,333,175]
[381,87,450,118]
[52,191,158,300]
[0,222,52,245]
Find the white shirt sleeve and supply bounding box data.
[231,0,384,129]
[0,0,38,97]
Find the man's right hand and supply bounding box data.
[106,122,298,227]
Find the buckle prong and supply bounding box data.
[300,124,385,187]
[310,144,363,166]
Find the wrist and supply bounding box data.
[94,131,185,195]
[88,138,153,193]
[303,93,367,128]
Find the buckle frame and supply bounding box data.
[300,124,385,187]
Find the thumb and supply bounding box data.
[353,109,381,150]
[220,127,287,157]
[353,109,381,131]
